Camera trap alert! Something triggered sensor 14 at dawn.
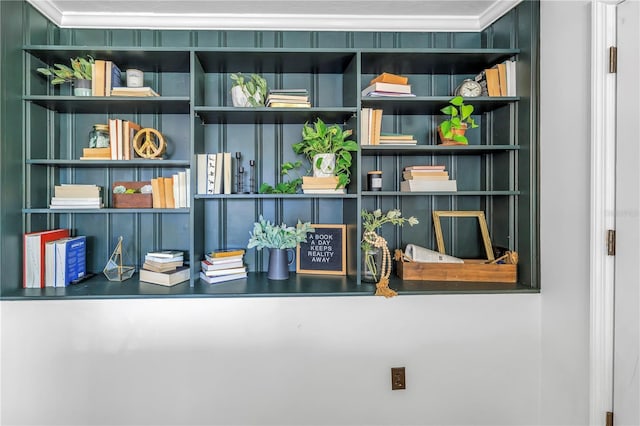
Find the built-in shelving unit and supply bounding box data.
[1,1,539,299]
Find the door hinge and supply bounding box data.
[609,46,617,73]
[607,230,616,256]
[606,411,613,426]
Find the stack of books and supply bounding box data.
[378,133,417,145]
[91,59,122,96]
[50,184,103,209]
[139,250,190,286]
[266,89,310,108]
[475,60,516,97]
[362,72,414,97]
[110,87,160,97]
[44,235,87,288]
[400,165,457,192]
[200,249,247,284]
[301,176,345,194]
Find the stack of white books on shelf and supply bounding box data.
[301,176,345,194]
[139,250,190,286]
[378,133,417,145]
[200,249,247,284]
[266,89,310,108]
[400,165,457,192]
[49,184,103,209]
[362,73,415,98]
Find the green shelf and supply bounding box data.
[27,159,190,167]
[24,96,190,114]
[194,107,357,124]
[360,145,519,155]
[360,96,518,115]
[24,208,190,214]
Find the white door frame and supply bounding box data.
[590,1,621,424]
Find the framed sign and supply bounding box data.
[296,224,346,275]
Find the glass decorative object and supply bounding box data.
[89,124,110,148]
[103,236,135,281]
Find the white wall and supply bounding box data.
[539,1,591,424]
[1,1,594,425]
[2,296,540,425]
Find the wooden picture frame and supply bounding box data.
[432,210,495,261]
[296,224,346,275]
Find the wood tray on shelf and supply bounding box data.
[395,251,517,283]
[112,181,152,208]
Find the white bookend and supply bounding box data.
[207,154,217,194]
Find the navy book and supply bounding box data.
[55,236,86,287]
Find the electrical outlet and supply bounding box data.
[391,367,405,390]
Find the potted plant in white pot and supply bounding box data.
[438,95,478,144]
[230,72,268,107]
[292,118,359,189]
[247,215,314,280]
[37,55,94,96]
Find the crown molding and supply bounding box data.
[26,0,522,32]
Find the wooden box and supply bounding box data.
[396,255,517,283]
[112,181,152,208]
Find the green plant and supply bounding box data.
[439,95,478,144]
[291,118,359,188]
[361,209,419,281]
[37,55,94,84]
[259,161,303,194]
[230,72,268,106]
[247,215,314,250]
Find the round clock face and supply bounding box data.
[455,79,483,97]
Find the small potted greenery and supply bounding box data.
[291,118,359,189]
[438,95,478,144]
[37,55,94,96]
[230,72,268,107]
[247,215,314,280]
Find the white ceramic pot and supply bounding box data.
[312,153,336,177]
[231,85,262,107]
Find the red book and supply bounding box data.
[23,228,70,288]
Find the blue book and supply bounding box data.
[111,63,122,88]
[55,236,86,287]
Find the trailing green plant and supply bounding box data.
[291,118,359,188]
[37,55,94,84]
[439,95,478,144]
[259,161,303,194]
[247,215,314,250]
[230,72,268,106]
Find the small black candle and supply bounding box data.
[367,170,382,191]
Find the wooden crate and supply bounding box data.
[396,256,517,283]
[112,181,152,208]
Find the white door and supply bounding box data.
[614,1,640,424]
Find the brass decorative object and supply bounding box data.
[103,236,135,281]
[133,127,166,159]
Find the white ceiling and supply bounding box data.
[26,0,523,32]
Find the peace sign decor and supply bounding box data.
[132,127,166,159]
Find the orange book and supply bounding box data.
[484,67,501,97]
[370,72,409,85]
[123,121,141,160]
[371,109,383,145]
[163,177,175,208]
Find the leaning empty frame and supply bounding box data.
[432,210,495,261]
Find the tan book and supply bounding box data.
[111,87,159,97]
[371,109,383,145]
[302,176,339,185]
[104,61,112,97]
[139,266,190,286]
[157,177,166,208]
[82,147,111,158]
[93,60,106,96]
[403,174,450,181]
[495,62,508,96]
[485,67,501,97]
[301,183,343,190]
[123,121,141,160]
[163,177,175,208]
[268,102,311,108]
[142,261,179,273]
[403,170,449,178]
[150,178,162,208]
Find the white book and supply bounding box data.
[197,154,207,194]
[201,259,244,270]
[360,107,371,146]
[172,174,180,207]
[178,171,186,208]
[185,168,191,208]
[214,154,223,194]
[223,152,232,194]
[145,254,184,263]
[303,188,346,194]
[362,82,412,96]
[206,154,217,194]
[400,180,457,192]
[201,266,247,277]
[147,250,183,258]
[199,271,247,284]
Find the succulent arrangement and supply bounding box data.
[247,215,314,250]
